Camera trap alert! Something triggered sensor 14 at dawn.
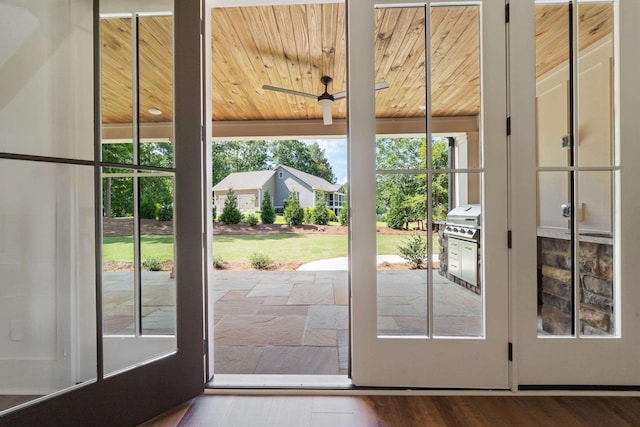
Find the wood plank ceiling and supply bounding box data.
[100,3,612,127]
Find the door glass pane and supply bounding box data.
[140,174,175,335]
[536,3,571,168]
[537,171,574,336]
[139,15,174,168]
[0,160,96,413]
[0,2,93,160]
[376,173,428,337]
[102,169,135,336]
[101,16,134,163]
[434,173,483,338]
[103,169,176,376]
[577,2,614,168]
[578,171,615,336]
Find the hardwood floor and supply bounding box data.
[141,394,640,426]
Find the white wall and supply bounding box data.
[536,37,613,232]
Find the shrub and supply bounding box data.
[219,188,242,224]
[312,194,329,225]
[303,207,314,224]
[283,191,304,226]
[157,204,173,221]
[386,194,408,229]
[249,252,272,270]
[140,198,159,220]
[274,207,284,215]
[339,202,348,226]
[397,234,427,269]
[212,205,217,221]
[327,209,337,223]
[244,213,259,225]
[213,255,225,269]
[143,256,163,271]
[260,190,276,224]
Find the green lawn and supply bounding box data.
[103,233,440,263]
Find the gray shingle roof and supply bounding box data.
[212,170,276,191]
[277,165,342,193]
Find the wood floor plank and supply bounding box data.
[158,394,640,427]
[266,396,312,427]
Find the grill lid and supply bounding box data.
[446,204,481,227]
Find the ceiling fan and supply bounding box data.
[262,76,389,125]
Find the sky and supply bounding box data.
[303,138,348,184]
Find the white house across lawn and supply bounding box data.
[213,164,345,214]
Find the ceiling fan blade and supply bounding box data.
[331,81,389,100]
[262,85,317,99]
[375,81,390,91]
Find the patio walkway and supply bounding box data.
[212,269,481,376]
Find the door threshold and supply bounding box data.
[207,374,352,389]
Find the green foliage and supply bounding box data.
[103,176,134,218]
[283,191,304,226]
[338,206,348,226]
[158,204,173,221]
[244,213,259,225]
[143,256,164,271]
[271,140,336,183]
[303,208,314,224]
[397,234,427,269]
[140,198,159,220]
[327,209,337,223]
[376,137,449,227]
[338,191,348,226]
[212,140,270,188]
[274,207,284,214]
[219,189,242,224]
[249,252,273,270]
[312,193,329,225]
[386,193,409,229]
[260,190,276,224]
[213,255,225,269]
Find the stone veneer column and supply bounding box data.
[538,237,614,335]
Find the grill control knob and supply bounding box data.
[467,230,473,235]
[453,228,459,233]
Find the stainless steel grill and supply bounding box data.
[443,204,481,242]
[442,204,481,288]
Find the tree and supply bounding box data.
[219,189,242,224]
[212,140,270,187]
[260,190,276,224]
[312,193,329,225]
[386,193,409,229]
[271,140,336,183]
[283,190,304,226]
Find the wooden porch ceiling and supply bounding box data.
[100,3,612,131]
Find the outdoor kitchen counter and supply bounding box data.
[536,227,614,335]
[536,227,613,245]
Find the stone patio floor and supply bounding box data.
[103,269,482,376]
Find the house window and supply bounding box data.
[278,171,284,179]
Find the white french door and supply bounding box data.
[349,0,510,388]
[512,0,640,387]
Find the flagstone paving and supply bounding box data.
[102,269,482,375]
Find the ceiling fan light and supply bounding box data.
[318,98,333,125]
